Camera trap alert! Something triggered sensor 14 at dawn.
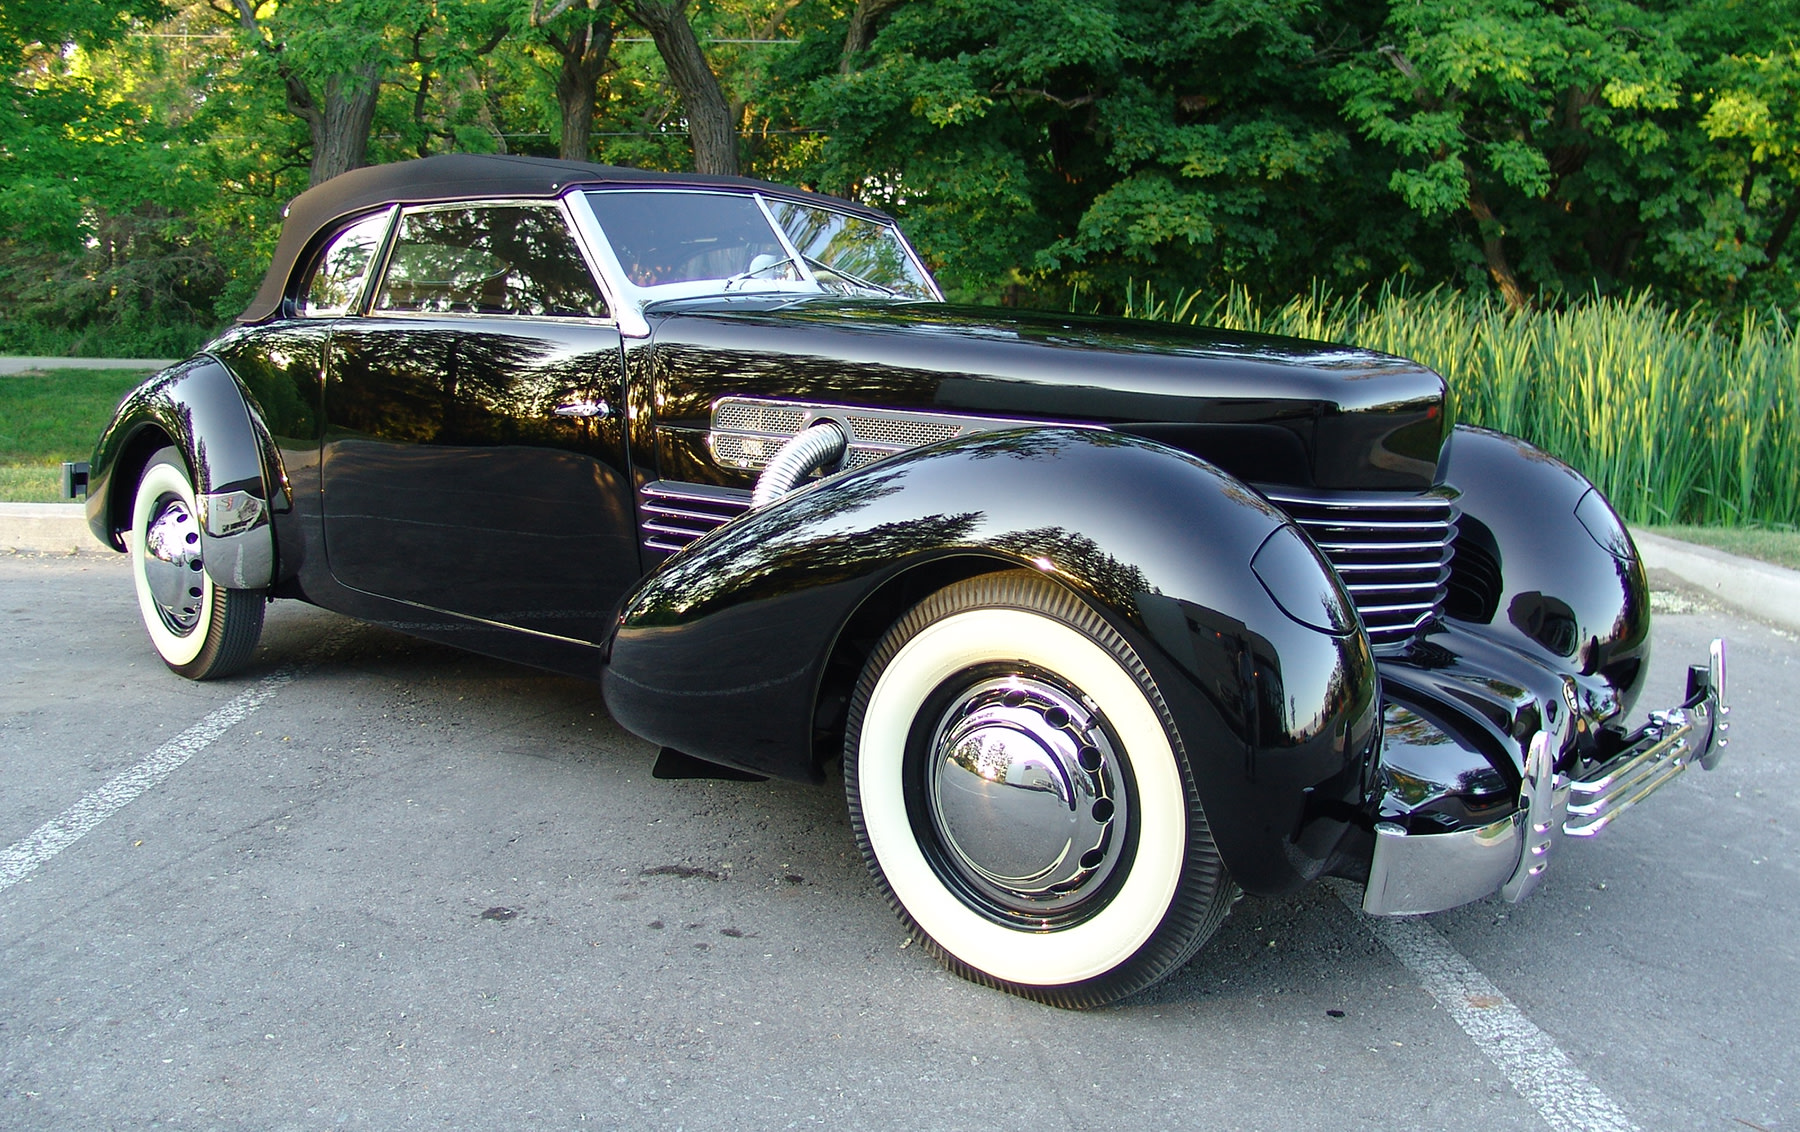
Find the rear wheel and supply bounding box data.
[129,448,265,679]
[843,570,1234,1008]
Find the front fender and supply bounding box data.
[604,428,1379,896]
[87,356,279,590]
[1437,426,1651,731]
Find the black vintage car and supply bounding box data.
[71,154,1728,1007]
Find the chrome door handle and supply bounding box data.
[553,399,610,419]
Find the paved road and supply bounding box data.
[1,553,1793,1131]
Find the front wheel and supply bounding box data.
[129,448,265,680]
[843,571,1234,1008]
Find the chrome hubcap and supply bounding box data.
[143,496,205,634]
[923,674,1129,923]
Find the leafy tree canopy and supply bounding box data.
[0,0,1795,348]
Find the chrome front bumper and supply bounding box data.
[1362,639,1729,916]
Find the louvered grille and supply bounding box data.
[638,480,752,554]
[1260,488,1455,646]
[714,402,807,436]
[709,397,1051,473]
[711,433,786,470]
[844,414,961,449]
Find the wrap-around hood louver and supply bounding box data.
[1257,488,1455,646]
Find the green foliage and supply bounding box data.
[790,0,1399,300]
[1329,0,1800,306]
[2,0,1797,356]
[0,6,240,345]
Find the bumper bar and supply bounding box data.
[1363,639,1728,916]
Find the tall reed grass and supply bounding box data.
[1114,283,1799,528]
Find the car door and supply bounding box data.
[319,199,636,644]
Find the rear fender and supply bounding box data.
[87,356,281,590]
[604,428,1380,896]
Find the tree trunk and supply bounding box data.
[227,1,382,187]
[1463,168,1529,312]
[1750,192,1800,274]
[628,0,737,175]
[839,0,905,73]
[550,17,616,162]
[308,63,382,185]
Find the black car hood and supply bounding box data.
[645,299,1449,492]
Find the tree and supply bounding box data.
[215,0,511,185]
[786,0,1388,303]
[530,0,622,161]
[625,0,738,174]
[0,0,174,248]
[216,0,386,184]
[1330,0,1692,309]
[838,0,904,73]
[1648,33,1800,309]
[0,2,250,349]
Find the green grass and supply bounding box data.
[0,368,158,502]
[0,466,68,503]
[1646,525,1800,571]
[1122,283,1800,530]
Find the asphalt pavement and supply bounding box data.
[1,554,1793,1130]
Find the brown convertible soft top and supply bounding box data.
[238,153,893,324]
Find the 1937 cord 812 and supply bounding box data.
[69,154,1728,1007]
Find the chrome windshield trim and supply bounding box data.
[563,189,649,338]
[751,192,820,289]
[574,186,942,322]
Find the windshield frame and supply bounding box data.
[565,186,941,328]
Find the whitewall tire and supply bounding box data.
[129,448,265,680]
[844,570,1233,1008]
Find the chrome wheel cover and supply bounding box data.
[919,673,1132,926]
[142,495,205,635]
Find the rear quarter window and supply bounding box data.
[300,212,391,317]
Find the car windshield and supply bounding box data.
[583,189,936,302]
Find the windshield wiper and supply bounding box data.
[800,254,899,297]
[722,253,799,291]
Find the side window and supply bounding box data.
[301,212,390,316]
[372,204,609,318]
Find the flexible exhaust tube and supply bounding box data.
[751,421,849,508]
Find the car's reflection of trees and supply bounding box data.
[330,326,617,450]
[629,468,957,625]
[382,206,607,319]
[220,325,327,442]
[654,340,943,424]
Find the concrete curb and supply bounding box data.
[0,503,106,555]
[4,505,1798,631]
[0,356,173,375]
[1631,527,1800,633]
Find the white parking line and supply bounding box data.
[0,667,295,893]
[1329,881,1639,1132]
